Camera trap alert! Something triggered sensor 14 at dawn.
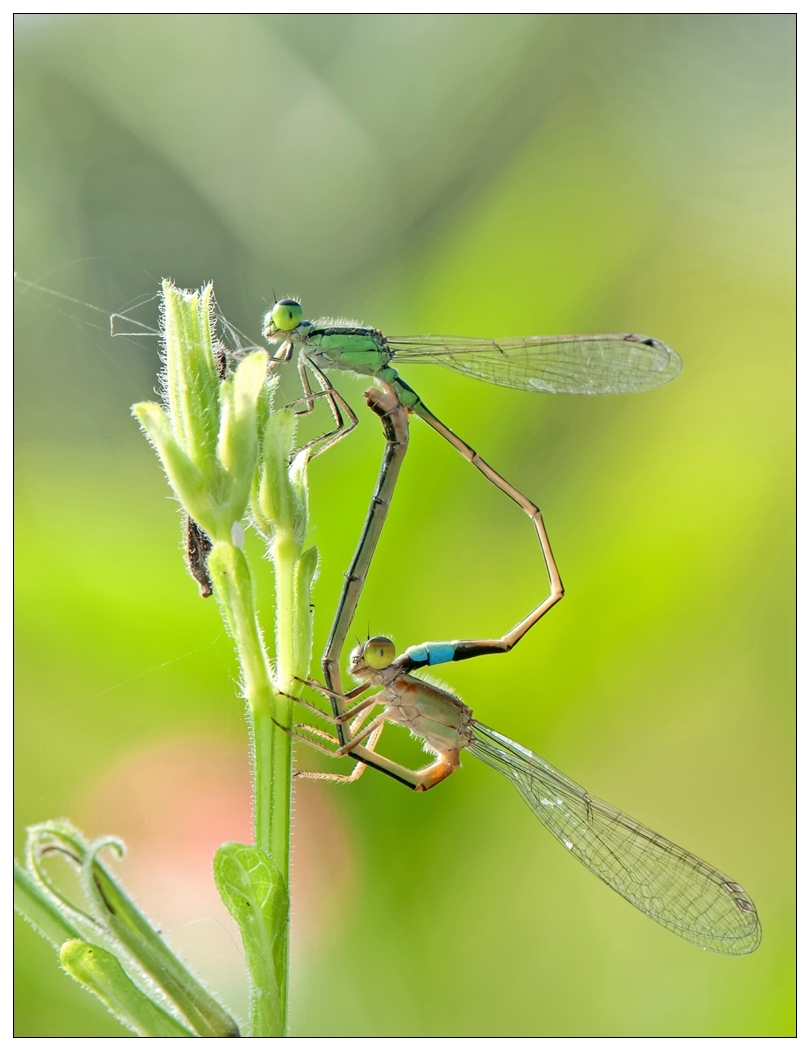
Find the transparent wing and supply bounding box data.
[469,722,760,954]
[386,333,681,394]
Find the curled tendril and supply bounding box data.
[23,821,106,935]
[81,836,126,922]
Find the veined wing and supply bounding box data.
[469,722,760,954]
[386,333,681,394]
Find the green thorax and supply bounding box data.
[296,321,419,407]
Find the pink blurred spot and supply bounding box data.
[80,736,356,1016]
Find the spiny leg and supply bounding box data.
[294,723,385,785]
[335,713,388,754]
[307,358,359,459]
[287,386,340,420]
[348,704,377,737]
[292,354,351,429]
[294,676,371,705]
[289,714,461,793]
[286,687,464,793]
[289,693,382,750]
[293,350,319,415]
[267,339,294,375]
[280,710,385,758]
[293,724,341,746]
[282,689,385,768]
[280,688,378,726]
[290,360,359,461]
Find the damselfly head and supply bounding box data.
[264,298,303,337]
[349,636,396,677]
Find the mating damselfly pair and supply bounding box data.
[256,299,760,956]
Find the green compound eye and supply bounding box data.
[271,299,302,332]
[363,636,396,670]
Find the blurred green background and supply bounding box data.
[15,13,794,1037]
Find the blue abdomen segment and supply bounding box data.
[406,642,457,667]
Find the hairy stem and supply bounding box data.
[207,531,315,1036]
[207,541,290,1034]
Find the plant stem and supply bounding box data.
[269,530,296,876]
[207,541,287,1034]
[207,532,315,1037]
[252,711,275,859]
[14,860,84,947]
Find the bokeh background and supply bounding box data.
[14,13,794,1037]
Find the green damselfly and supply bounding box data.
[263,300,682,725]
[283,635,761,957]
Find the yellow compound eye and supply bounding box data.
[363,636,396,670]
[270,299,302,332]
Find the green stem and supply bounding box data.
[253,710,275,859]
[207,538,300,1036]
[14,860,84,947]
[270,530,297,877]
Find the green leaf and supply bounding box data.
[256,408,301,539]
[255,373,278,447]
[289,449,311,549]
[136,288,271,546]
[131,401,226,539]
[217,350,269,519]
[162,280,221,467]
[60,940,194,1037]
[214,843,289,1038]
[207,542,259,648]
